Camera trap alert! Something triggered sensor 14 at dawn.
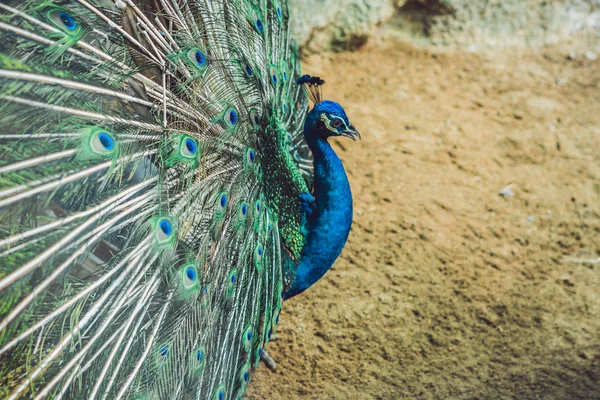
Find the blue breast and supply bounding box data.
[284,136,353,299]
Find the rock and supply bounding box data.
[289,0,399,54]
[378,294,391,304]
[391,0,600,49]
[290,0,600,53]
[499,185,514,198]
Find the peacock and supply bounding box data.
[0,0,359,399]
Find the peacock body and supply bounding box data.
[0,1,359,399]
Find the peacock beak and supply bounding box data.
[339,124,361,141]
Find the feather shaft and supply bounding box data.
[0,149,77,174]
[114,292,170,400]
[0,95,163,131]
[0,70,155,108]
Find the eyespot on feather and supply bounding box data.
[154,217,176,246]
[239,202,249,219]
[220,106,239,130]
[242,326,253,351]
[157,344,169,364]
[239,363,251,387]
[227,269,238,296]
[178,136,199,160]
[186,48,209,72]
[218,192,228,210]
[213,385,226,400]
[87,130,117,157]
[270,66,278,85]
[243,63,254,77]
[244,148,257,170]
[191,346,206,373]
[180,264,199,291]
[47,8,80,35]
[249,109,260,129]
[254,244,264,270]
[253,10,264,33]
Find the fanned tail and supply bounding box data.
[0,1,311,399]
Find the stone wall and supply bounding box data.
[288,0,398,53]
[289,0,600,53]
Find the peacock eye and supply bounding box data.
[244,63,253,77]
[90,130,117,155]
[270,66,278,85]
[97,133,114,149]
[229,110,238,125]
[182,265,198,289]
[253,10,264,33]
[155,218,174,244]
[243,326,253,351]
[187,49,209,72]
[195,51,205,65]
[227,268,238,296]
[49,9,78,33]
[223,106,239,130]
[331,120,343,128]
[246,148,256,164]
[249,109,260,129]
[159,345,169,359]
[59,12,76,30]
[180,137,198,158]
[213,385,226,400]
[219,193,228,209]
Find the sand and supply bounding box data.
[247,37,600,399]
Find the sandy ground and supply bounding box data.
[247,37,600,399]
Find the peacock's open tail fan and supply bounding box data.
[0,0,312,398]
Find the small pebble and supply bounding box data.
[559,275,575,287]
[527,216,535,223]
[585,50,598,61]
[499,185,514,197]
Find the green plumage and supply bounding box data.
[0,0,312,399]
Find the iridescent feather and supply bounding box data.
[0,0,313,398]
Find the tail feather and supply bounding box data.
[0,0,310,398]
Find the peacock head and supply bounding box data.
[304,100,361,141]
[297,75,360,142]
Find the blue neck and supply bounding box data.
[284,133,353,299]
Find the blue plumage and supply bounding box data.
[285,100,360,299]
